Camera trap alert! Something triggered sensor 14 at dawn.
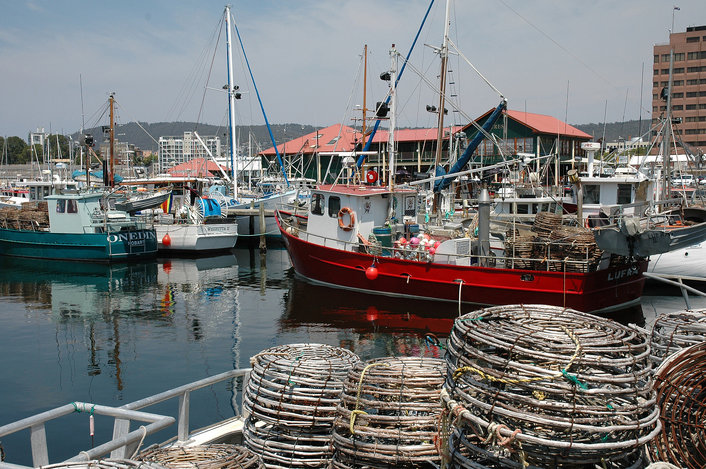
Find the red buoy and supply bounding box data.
[366,170,378,184]
[365,264,379,280]
[162,233,172,247]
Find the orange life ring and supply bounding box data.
[366,170,378,184]
[338,207,355,230]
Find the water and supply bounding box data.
[0,245,702,466]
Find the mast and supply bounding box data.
[662,49,674,201]
[388,44,398,190]
[432,0,451,168]
[362,44,368,145]
[225,5,239,198]
[109,92,115,188]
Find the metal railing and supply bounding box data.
[0,368,251,468]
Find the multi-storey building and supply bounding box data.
[158,131,221,173]
[653,25,706,155]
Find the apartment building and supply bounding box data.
[158,131,221,173]
[653,25,706,154]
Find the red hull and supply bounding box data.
[277,214,647,314]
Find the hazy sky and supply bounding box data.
[1,0,704,140]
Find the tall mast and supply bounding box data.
[432,0,451,168]
[388,44,398,190]
[109,92,115,188]
[662,50,674,201]
[225,5,239,198]
[362,44,368,141]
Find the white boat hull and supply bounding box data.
[648,241,706,278]
[155,222,238,252]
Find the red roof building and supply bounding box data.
[167,158,226,178]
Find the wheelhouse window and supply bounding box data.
[583,185,600,204]
[328,196,341,217]
[56,199,66,213]
[404,196,416,216]
[617,184,632,204]
[67,199,78,213]
[311,193,324,215]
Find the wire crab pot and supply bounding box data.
[648,309,706,366]
[646,341,706,469]
[137,444,264,468]
[242,343,360,468]
[38,461,167,469]
[331,356,445,468]
[440,304,660,468]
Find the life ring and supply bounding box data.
[366,170,378,184]
[338,207,355,231]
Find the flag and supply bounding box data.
[674,6,680,10]
[160,192,173,214]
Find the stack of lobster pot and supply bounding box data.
[648,309,706,366]
[242,343,360,468]
[440,304,660,468]
[331,356,446,468]
[530,211,562,237]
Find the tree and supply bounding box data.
[5,137,28,164]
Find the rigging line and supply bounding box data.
[447,38,504,99]
[357,0,437,168]
[496,0,614,88]
[398,57,496,143]
[196,14,225,130]
[231,12,289,187]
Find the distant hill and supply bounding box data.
[573,119,652,143]
[71,122,319,153]
[69,119,649,153]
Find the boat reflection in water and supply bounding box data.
[281,274,648,358]
[282,276,463,358]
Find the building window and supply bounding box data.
[674,52,685,61]
[673,80,683,86]
[686,104,697,110]
[686,36,700,43]
[654,55,659,63]
[673,68,684,74]
[672,105,683,110]
[672,92,684,98]
[661,54,670,61]
[687,92,698,97]
[661,69,670,74]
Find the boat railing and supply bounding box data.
[0,368,251,468]
[280,214,602,272]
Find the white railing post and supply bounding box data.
[177,391,190,443]
[30,424,48,467]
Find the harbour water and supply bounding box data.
[0,244,703,466]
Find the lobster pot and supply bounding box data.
[242,343,360,468]
[503,230,534,270]
[646,341,706,469]
[531,211,562,237]
[441,304,659,468]
[137,444,264,468]
[649,309,706,366]
[547,225,602,273]
[38,461,166,469]
[331,357,445,468]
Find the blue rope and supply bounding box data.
[231,14,290,187]
[356,0,436,168]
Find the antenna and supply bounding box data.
[80,74,86,134]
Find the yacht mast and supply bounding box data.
[225,5,239,199]
[109,92,115,188]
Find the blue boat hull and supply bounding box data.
[0,227,158,262]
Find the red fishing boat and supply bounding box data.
[276,184,647,314]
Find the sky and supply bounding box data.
[1,0,705,141]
